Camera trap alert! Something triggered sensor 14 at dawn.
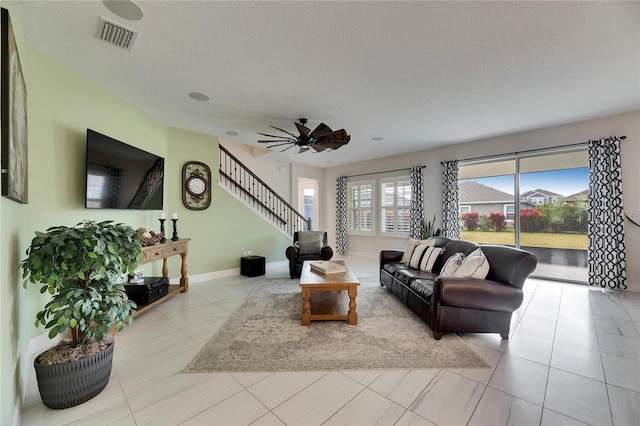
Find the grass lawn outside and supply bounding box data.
[460,231,588,250]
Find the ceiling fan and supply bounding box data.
[257,118,350,153]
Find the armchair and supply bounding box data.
[285,231,334,278]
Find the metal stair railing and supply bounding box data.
[219,145,311,236]
[128,158,164,209]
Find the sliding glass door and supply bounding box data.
[458,149,589,283]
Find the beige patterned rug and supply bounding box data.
[184,278,489,372]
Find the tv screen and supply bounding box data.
[85,129,164,210]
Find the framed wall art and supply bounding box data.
[1,7,28,204]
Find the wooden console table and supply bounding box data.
[135,238,190,315]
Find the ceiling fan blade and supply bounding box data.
[309,123,333,139]
[258,139,292,143]
[257,132,296,140]
[280,144,296,152]
[269,125,298,138]
[262,142,293,149]
[309,142,327,152]
[295,122,311,137]
[315,130,351,150]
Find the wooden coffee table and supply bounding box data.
[299,260,360,325]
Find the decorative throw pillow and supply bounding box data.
[401,237,437,264]
[453,248,490,279]
[401,238,419,264]
[439,253,464,277]
[409,245,444,272]
[296,239,323,255]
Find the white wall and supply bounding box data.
[324,111,640,290]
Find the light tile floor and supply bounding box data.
[20,254,640,425]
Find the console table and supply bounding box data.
[134,238,190,315]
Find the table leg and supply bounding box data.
[348,286,358,325]
[180,252,189,292]
[301,288,311,326]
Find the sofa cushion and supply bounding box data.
[296,239,322,255]
[395,268,437,285]
[439,252,464,277]
[453,248,490,279]
[409,245,443,272]
[383,262,409,275]
[409,279,435,300]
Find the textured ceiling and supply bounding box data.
[18,1,640,167]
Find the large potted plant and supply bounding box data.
[21,220,143,409]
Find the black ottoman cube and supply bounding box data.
[241,255,265,277]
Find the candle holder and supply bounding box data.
[171,218,179,241]
[158,219,167,243]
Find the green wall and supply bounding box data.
[0,2,290,422]
[166,127,292,274]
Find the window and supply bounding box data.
[504,204,515,221]
[458,149,589,283]
[380,176,411,235]
[346,180,373,234]
[460,205,471,215]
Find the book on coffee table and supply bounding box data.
[309,261,347,275]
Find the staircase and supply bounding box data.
[128,158,164,209]
[218,145,311,238]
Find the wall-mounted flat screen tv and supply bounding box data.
[85,129,164,210]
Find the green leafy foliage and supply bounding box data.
[420,214,442,239]
[21,221,144,347]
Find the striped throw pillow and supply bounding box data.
[409,245,444,272]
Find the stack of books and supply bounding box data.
[309,261,346,275]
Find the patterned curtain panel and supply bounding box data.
[336,176,348,254]
[104,167,122,208]
[441,160,460,239]
[588,137,627,289]
[409,166,425,239]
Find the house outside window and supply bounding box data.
[380,176,411,236]
[504,204,515,221]
[346,180,373,235]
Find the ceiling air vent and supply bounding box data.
[96,17,138,50]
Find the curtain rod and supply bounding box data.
[345,165,425,179]
[445,135,627,164]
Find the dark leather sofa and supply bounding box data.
[380,237,537,340]
[286,231,334,278]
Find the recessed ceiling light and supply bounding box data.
[372,137,384,141]
[103,0,143,21]
[188,92,210,101]
[225,131,239,136]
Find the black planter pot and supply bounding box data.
[33,341,114,409]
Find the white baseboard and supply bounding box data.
[21,332,63,401]
[168,260,289,284]
[625,281,640,293]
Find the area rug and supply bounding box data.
[184,278,489,372]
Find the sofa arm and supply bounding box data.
[320,246,334,260]
[285,245,298,261]
[380,250,404,270]
[434,277,524,313]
